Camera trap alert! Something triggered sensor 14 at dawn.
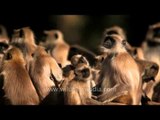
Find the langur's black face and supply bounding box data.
[102,35,127,50]
[101,34,128,54]
[142,63,159,82]
[103,36,116,49]
[74,64,91,81]
[75,68,90,80]
[80,68,90,78]
[0,43,9,54]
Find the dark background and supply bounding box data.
[1,15,160,53]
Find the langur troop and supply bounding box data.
[0,22,160,105]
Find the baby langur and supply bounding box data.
[64,63,102,105]
[142,22,160,100]
[43,30,70,68]
[70,54,99,87]
[11,27,37,71]
[97,34,142,105]
[61,54,95,92]
[0,47,39,105]
[29,46,63,104]
[135,59,159,104]
[64,63,124,105]
[136,59,159,83]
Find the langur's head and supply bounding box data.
[71,54,89,67]
[145,22,160,44]
[3,46,25,64]
[0,43,9,54]
[12,27,35,44]
[74,63,91,81]
[104,26,127,40]
[142,61,159,82]
[100,34,127,53]
[44,30,64,44]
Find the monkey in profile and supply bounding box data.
[42,30,70,68]
[0,47,39,105]
[11,27,37,71]
[141,22,160,100]
[29,46,63,105]
[11,27,36,45]
[97,34,142,105]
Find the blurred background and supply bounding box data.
[1,15,160,53]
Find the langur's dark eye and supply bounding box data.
[54,33,58,39]
[5,52,12,60]
[122,40,127,46]
[81,68,90,78]
[31,53,34,57]
[101,57,104,63]
[103,36,115,49]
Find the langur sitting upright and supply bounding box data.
[43,30,70,68]
[11,27,37,71]
[29,46,63,105]
[64,63,103,105]
[0,47,39,105]
[97,34,142,105]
